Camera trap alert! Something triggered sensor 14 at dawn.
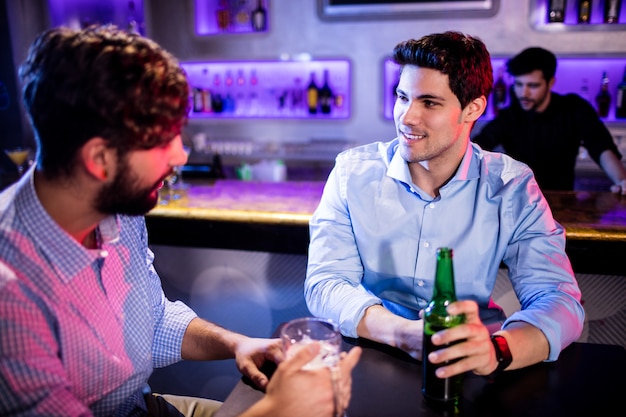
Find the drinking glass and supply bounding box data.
[281,317,345,416]
[159,145,191,204]
[4,147,31,177]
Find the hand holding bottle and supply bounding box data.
[424,300,494,379]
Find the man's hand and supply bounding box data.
[610,178,626,195]
[424,300,497,378]
[234,337,284,390]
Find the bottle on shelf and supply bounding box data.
[126,0,142,34]
[193,86,204,113]
[234,0,250,29]
[579,78,590,103]
[319,69,334,114]
[248,69,259,115]
[422,247,465,410]
[216,0,231,32]
[235,69,247,115]
[492,67,507,117]
[604,0,622,23]
[291,77,305,115]
[212,73,224,113]
[307,72,319,115]
[193,68,212,114]
[596,72,611,118]
[251,0,267,32]
[548,0,567,23]
[577,0,591,24]
[616,67,626,119]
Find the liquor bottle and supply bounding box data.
[579,78,590,103]
[422,247,465,409]
[248,69,259,115]
[604,0,622,23]
[319,69,334,114]
[212,73,224,113]
[126,0,142,34]
[216,0,231,32]
[616,67,626,119]
[235,69,247,115]
[234,0,250,29]
[577,0,591,23]
[492,67,507,116]
[252,0,267,32]
[548,0,567,23]
[307,72,319,115]
[595,72,611,118]
[291,77,305,115]
[196,68,212,114]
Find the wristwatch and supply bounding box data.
[489,334,512,377]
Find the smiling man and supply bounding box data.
[305,32,584,382]
[473,47,626,193]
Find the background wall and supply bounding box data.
[148,0,626,146]
[5,0,626,149]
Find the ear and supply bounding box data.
[464,95,487,123]
[548,77,556,90]
[80,137,114,181]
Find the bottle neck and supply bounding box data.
[431,249,457,302]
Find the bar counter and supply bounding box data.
[213,336,626,417]
[146,180,626,274]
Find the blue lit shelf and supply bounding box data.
[183,59,351,119]
[530,0,626,32]
[383,56,626,126]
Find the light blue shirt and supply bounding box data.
[305,139,584,361]
[0,169,197,416]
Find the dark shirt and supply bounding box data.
[472,92,621,191]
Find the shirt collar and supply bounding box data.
[15,167,120,282]
[386,138,481,188]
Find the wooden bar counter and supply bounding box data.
[146,180,626,275]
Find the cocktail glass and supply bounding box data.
[4,147,31,177]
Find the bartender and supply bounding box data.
[472,47,626,194]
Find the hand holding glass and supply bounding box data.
[281,317,345,416]
[281,317,341,369]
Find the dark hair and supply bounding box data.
[19,25,190,179]
[506,47,557,81]
[392,31,493,109]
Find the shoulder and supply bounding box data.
[335,140,394,170]
[554,92,594,111]
[473,144,536,189]
[337,140,392,161]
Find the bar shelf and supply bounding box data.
[194,0,270,36]
[383,56,626,125]
[530,0,626,32]
[183,59,351,119]
[47,0,146,35]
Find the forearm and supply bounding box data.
[599,149,626,185]
[356,305,423,357]
[181,317,248,361]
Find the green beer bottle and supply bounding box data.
[422,247,465,409]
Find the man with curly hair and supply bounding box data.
[0,25,360,417]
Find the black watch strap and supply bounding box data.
[489,334,512,377]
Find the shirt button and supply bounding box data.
[417,280,425,287]
[423,242,430,248]
[99,250,109,258]
[429,203,435,209]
